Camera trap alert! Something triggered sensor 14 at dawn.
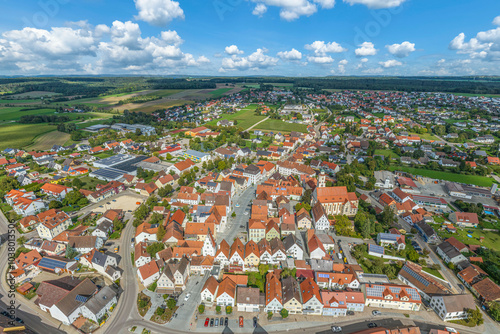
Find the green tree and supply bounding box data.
[280,308,289,319]
[146,242,165,257]
[72,178,83,189]
[157,224,166,241]
[155,307,164,316]
[167,298,177,310]
[226,306,233,314]
[198,304,205,314]
[49,200,63,209]
[335,215,353,236]
[267,311,273,320]
[17,236,27,246]
[216,305,221,314]
[466,307,484,326]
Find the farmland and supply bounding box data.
[209,88,233,97]
[25,131,71,151]
[0,123,57,150]
[206,104,266,130]
[375,149,400,158]
[0,107,57,123]
[389,166,495,187]
[253,119,308,133]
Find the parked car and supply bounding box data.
[445,327,458,333]
[210,318,214,327]
[184,293,191,301]
[225,317,229,327]
[253,317,257,328]
[204,318,209,327]
[239,316,244,328]
[220,317,224,326]
[372,310,381,316]
[215,318,219,327]
[347,311,354,316]
[368,323,378,328]
[331,326,342,333]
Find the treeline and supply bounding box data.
[148,78,216,89]
[113,110,156,125]
[19,115,70,123]
[20,82,112,97]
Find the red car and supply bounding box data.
[204,318,210,327]
[239,316,244,328]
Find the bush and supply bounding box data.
[226,306,232,314]
[198,304,205,314]
[216,306,221,314]
[155,307,165,316]
[280,308,289,319]
[167,298,177,310]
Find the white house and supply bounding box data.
[216,277,237,307]
[137,261,160,287]
[430,294,476,322]
[312,202,330,231]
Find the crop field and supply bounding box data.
[253,119,308,133]
[0,123,57,150]
[389,166,495,187]
[0,107,57,123]
[374,149,400,158]
[207,104,266,130]
[8,91,61,99]
[131,100,195,113]
[209,88,233,97]
[25,131,71,151]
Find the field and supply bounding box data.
[389,166,495,187]
[132,100,194,113]
[0,123,57,150]
[7,91,61,99]
[25,131,71,151]
[209,88,233,97]
[0,107,57,123]
[409,132,440,141]
[253,119,308,133]
[207,104,266,130]
[374,149,400,158]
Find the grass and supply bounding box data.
[389,166,495,187]
[409,132,440,141]
[207,104,266,130]
[0,107,57,123]
[77,176,107,191]
[25,131,71,151]
[253,119,308,133]
[209,88,233,97]
[437,227,500,252]
[374,149,400,158]
[422,267,444,280]
[94,151,115,159]
[0,123,57,150]
[132,100,194,113]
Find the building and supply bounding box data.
[264,271,283,313]
[429,294,476,321]
[312,186,358,217]
[35,209,72,240]
[321,291,365,316]
[137,261,160,287]
[236,287,261,312]
[40,183,72,200]
[300,277,323,315]
[183,150,211,163]
[436,241,468,265]
[471,278,500,304]
[449,212,479,227]
[414,221,438,243]
[397,262,450,301]
[157,257,190,294]
[311,201,330,231]
[377,231,406,250]
[216,277,237,307]
[201,276,219,303]
[364,284,422,311]
[282,276,302,314]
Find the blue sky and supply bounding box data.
[0,0,499,76]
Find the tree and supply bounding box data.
[49,200,63,209]
[226,306,232,314]
[489,302,500,321]
[167,298,177,310]
[157,224,166,241]
[466,307,484,326]
[216,305,221,314]
[63,190,85,206]
[198,304,205,314]
[146,242,165,257]
[155,307,164,316]
[72,178,83,189]
[231,212,236,217]
[335,215,354,236]
[17,236,26,246]
[407,249,420,262]
[280,308,289,319]
[267,311,273,320]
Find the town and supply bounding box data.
[0,80,500,334]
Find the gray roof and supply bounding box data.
[83,285,118,314]
[282,276,301,305]
[438,294,475,313]
[283,234,302,252]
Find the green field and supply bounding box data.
[0,107,57,123]
[0,123,57,150]
[437,228,500,252]
[25,131,71,151]
[374,149,400,158]
[209,88,233,97]
[207,104,266,130]
[253,119,308,133]
[389,166,495,187]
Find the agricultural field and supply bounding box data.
[6,91,61,99]
[0,123,57,150]
[132,100,194,113]
[253,119,308,133]
[0,107,57,123]
[374,149,400,158]
[389,166,495,187]
[209,88,233,97]
[25,131,71,151]
[206,104,266,130]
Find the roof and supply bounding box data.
[216,277,237,299]
[436,294,476,314]
[55,278,97,316]
[202,276,219,295]
[83,285,118,314]
[138,260,159,280]
[265,271,282,305]
[300,277,322,304]
[398,262,449,296]
[472,278,500,302]
[282,276,301,305]
[365,283,421,304]
[236,286,261,305]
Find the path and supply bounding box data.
[246,116,269,131]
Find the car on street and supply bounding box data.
[220,317,224,326]
[215,318,219,327]
[244,212,248,215]
[239,316,244,327]
[204,318,209,327]
[368,323,378,328]
[253,317,257,328]
[225,317,229,327]
[445,327,458,333]
[184,293,191,301]
[372,310,381,316]
[346,311,354,316]
[331,326,342,332]
[210,318,214,327]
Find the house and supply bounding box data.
[457,265,488,288]
[321,291,364,316]
[80,249,119,278]
[244,240,260,268]
[436,241,468,265]
[79,285,118,323]
[157,257,190,293]
[312,186,358,217]
[377,231,406,250]
[92,220,113,240]
[248,220,266,242]
[398,262,449,301]
[315,272,359,290]
[35,209,72,240]
[414,221,438,243]
[283,234,304,260]
[300,277,323,315]
[282,276,302,314]
[135,242,151,267]
[364,284,421,311]
[40,183,72,200]
[68,236,103,254]
[311,201,329,231]
[296,208,312,229]
[264,271,282,313]
[429,294,476,322]
[201,276,219,303]
[4,189,46,217]
[308,233,327,260]
[10,249,42,283]
[137,261,160,287]
[471,278,500,304]
[216,277,237,307]
[135,223,159,244]
[449,212,479,227]
[236,287,261,313]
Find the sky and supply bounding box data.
[0,0,499,76]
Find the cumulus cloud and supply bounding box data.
[277,48,302,61]
[386,41,415,58]
[253,4,268,16]
[338,59,348,73]
[220,48,279,71]
[225,45,244,55]
[250,0,335,21]
[307,55,334,64]
[0,21,209,74]
[134,0,184,26]
[343,0,407,9]
[379,59,402,68]
[355,42,377,56]
[494,16,500,26]
[305,41,347,55]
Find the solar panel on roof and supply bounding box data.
[75,294,89,303]
[38,257,65,270]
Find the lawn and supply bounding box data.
[253,119,308,133]
[389,166,495,187]
[0,123,57,150]
[94,151,115,159]
[374,149,400,158]
[207,104,266,130]
[75,176,108,191]
[25,131,71,151]
[209,88,233,97]
[437,228,500,252]
[0,107,57,123]
[422,267,444,280]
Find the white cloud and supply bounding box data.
[494,16,500,26]
[362,67,384,74]
[379,59,402,68]
[307,55,334,64]
[161,30,183,46]
[305,41,347,55]
[225,45,244,55]
[355,42,377,56]
[134,0,184,26]
[343,0,407,9]
[277,48,302,60]
[110,21,142,49]
[339,59,348,65]
[220,48,279,71]
[250,0,336,21]
[386,41,415,58]
[338,59,348,73]
[253,4,268,16]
